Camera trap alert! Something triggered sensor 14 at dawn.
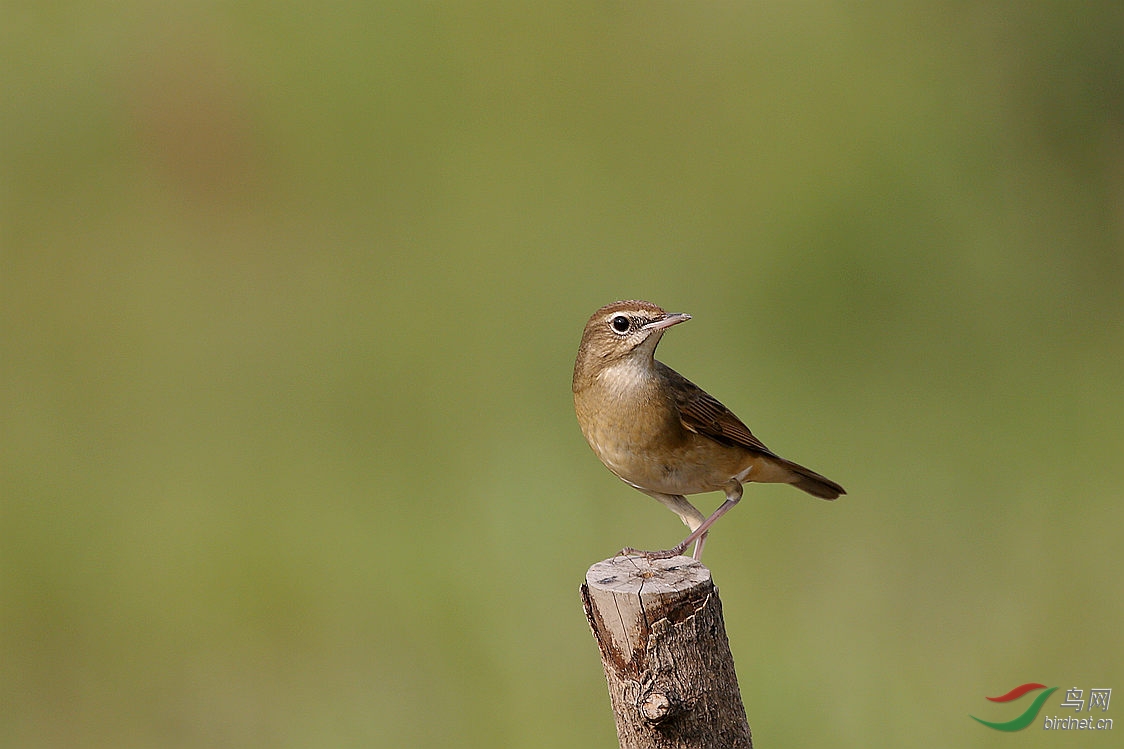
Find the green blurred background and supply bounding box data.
[2,3,1122,747]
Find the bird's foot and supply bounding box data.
[619,544,691,561]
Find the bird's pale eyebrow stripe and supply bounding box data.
[605,309,654,325]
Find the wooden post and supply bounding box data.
[581,555,753,749]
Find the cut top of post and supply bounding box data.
[583,555,712,672]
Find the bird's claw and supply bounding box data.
[619,546,688,560]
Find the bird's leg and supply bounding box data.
[673,482,742,559]
[691,531,709,561]
[621,492,703,559]
[622,489,737,561]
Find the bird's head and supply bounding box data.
[573,300,690,388]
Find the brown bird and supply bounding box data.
[573,300,844,561]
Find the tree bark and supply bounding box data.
[581,555,752,749]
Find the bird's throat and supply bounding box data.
[595,356,660,402]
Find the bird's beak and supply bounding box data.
[642,312,691,331]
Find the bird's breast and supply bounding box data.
[575,361,753,495]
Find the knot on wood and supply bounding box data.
[638,685,682,725]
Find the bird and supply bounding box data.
[572,300,844,561]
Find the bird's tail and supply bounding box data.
[779,458,845,500]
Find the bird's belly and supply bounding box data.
[587,422,751,496]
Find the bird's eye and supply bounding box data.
[610,315,630,334]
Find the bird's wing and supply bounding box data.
[657,362,778,457]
